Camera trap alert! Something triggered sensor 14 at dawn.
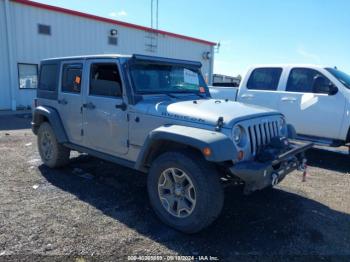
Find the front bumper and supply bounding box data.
[229,142,313,194]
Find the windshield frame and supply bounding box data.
[325,67,350,89]
[127,61,210,97]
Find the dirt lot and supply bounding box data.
[0,113,349,261]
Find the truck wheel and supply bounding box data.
[147,151,224,233]
[37,122,70,168]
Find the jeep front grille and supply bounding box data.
[247,120,280,155]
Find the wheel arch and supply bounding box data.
[32,106,68,143]
[135,125,237,172]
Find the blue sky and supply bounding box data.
[34,0,350,77]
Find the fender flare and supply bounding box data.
[135,125,237,171]
[32,106,68,143]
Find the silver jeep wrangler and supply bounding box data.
[32,54,312,233]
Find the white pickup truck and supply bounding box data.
[210,65,350,150]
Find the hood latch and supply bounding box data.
[215,117,224,131]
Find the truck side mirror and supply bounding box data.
[328,83,338,95]
[312,75,337,95]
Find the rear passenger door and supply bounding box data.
[278,67,345,139]
[237,67,283,111]
[58,61,84,144]
[82,59,129,156]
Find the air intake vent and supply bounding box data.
[108,36,118,46]
[38,24,51,35]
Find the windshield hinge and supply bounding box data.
[215,117,224,131]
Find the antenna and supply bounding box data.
[151,0,153,28]
[156,0,159,29]
[214,42,221,53]
[151,0,159,29]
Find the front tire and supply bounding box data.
[147,151,224,233]
[37,122,70,168]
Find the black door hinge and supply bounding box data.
[81,129,84,136]
[126,139,130,147]
[127,113,130,121]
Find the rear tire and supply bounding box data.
[147,150,224,233]
[37,122,70,168]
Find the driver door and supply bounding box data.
[278,67,345,139]
[82,59,129,156]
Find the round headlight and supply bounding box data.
[233,126,243,144]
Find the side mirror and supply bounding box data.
[328,83,338,95]
[313,75,337,95]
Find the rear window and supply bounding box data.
[39,64,58,91]
[247,68,282,90]
[61,64,83,93]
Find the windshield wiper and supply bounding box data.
[172,91,207,99]
[164,93,178,99]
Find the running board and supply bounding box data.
[296,135,344,147]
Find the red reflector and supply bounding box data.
[237,151,244,161]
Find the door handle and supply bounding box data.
[281,97,297,102]
[115,102,127,111]
[241,94,254,99]
[82,102,96,110]
[58,99,68,105]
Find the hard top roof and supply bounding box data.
[41,54,202,67]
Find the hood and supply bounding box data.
[134,97,280,127]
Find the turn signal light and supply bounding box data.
[202,147,212,157]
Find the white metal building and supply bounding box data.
[0,0,216,110]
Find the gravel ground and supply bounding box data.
[0,114,349,261]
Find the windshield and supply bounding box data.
[325,68,350,89]
[129,63,209,95]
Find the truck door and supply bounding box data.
[237,67,283,111]
[278,67,346,140]
[82,59,129,156]
[58,61,84,145]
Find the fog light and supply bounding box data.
[237,150,244,161]
[203,147,212,157]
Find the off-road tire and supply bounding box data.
[37,122,70,168]
[147,150,224,233]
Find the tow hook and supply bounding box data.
[271,173,279,186]
[298,158,308,182]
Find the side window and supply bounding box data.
[39,64,58,91]
[89,63,122,98]
[247,68,282,90]
[286,68,332,94]
[61,64,82,93]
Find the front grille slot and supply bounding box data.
[247,120,279,155]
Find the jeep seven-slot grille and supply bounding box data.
[248,121,279,155]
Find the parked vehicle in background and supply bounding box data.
[212,65,350,151]
[213,73,241,87]
[32,55,311,233]
[209,85,238,100]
